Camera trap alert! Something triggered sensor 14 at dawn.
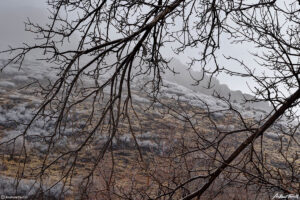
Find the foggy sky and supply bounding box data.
[0,0,255,93]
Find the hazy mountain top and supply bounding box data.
[0,3,271,112]
[164,58,272,112]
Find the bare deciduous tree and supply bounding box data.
[0,0,299,199]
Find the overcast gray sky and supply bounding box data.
[0,0,255,94]
[0,0,47,45]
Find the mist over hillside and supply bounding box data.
[1,2,299,198]
[164,59,272,112]
[0,4,77,59]
[0,3,271,114]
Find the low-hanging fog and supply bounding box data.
[0,0,267,103]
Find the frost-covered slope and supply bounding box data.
[0,58,272,122]
[0,58,297,198]
[0,57,296,147]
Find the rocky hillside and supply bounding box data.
[0,58,298,199]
